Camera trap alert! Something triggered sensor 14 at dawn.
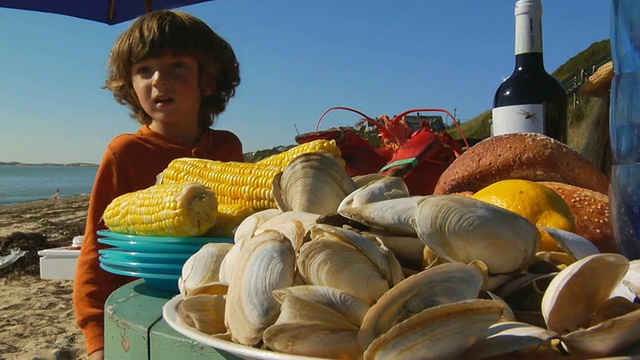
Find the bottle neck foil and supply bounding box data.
[514,0,544,55]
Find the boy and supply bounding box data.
[73,10,245,359]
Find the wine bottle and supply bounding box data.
[492,0,568,142]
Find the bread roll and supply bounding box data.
[538,181,616,253]
[581,61,614,98]
[433,133,609,195]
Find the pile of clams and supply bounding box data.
[173,153,640,359]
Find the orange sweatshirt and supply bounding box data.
[73,125,244,355]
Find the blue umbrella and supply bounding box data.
[0,0,216,25]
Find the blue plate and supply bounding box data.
[100,263,180,293]
[97,230,233,246]
[99,255,182,275]
[98,238,203,253]
[99,248,192,264]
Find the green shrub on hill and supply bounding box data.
[552,40,610,80]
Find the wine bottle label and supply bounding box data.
[492,104,544,136]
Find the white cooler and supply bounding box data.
[38,246,81,280]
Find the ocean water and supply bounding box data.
[0,165,98,205]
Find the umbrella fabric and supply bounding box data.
[0,0,215,25]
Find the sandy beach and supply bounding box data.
[0,195,90,360]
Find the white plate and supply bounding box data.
[162,294,327,360]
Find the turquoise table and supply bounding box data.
[104,279,240,359]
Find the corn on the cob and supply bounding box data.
[103,182,218,237]
[205,203,254,238]
[160,159,281,211]
[159,140,343,212]
[256,139,342,167]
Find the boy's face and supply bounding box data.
[131,53,210,128]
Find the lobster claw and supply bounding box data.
[379,129,455,196]
[379,130,439,176]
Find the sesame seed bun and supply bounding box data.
[433,133,609,196]
[538,181,615,253]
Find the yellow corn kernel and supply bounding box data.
[159,158,281,211]
[103,182,218,237]
[256,139,342,167]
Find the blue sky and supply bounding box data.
[0,0,610,164]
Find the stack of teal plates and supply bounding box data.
[97,230,233,292]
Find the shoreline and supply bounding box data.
[0,194,91,208]
[0,162,98,167]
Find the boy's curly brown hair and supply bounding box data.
[106,10,240,129]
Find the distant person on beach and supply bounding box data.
[52,188,60,200]
[73,10,244,360]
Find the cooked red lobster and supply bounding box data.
[294,106,469,195]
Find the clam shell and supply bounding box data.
[233,208,281,245]
[469,259,518,291]
[621,259,640,299]
[272,153,357,215]
[263,285,369,358]
[460,321,560,360]
[297,237,389,305]
[255,211,320,234]
[219,209,282,284]
[179,242,233,298]
[263,323,361,359]
[534,251,577,267]
[224,230,296,346]
[218,243,240,285]
[337,176,410,212]
[540,226,600,261]
[541,253,629,335]
[338,196,423,236]
[254,211,320,250]
[358,262,484,351]
[271,285,370,327]
[412,195,540,274]
[352,173,387,188]
[221,211,309,285]
[362,299,504,360]
[560,306,640,357]
[310,224,404,287]
[363,231,425,272]
[482,291,517,322]
[177,288,228,335]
